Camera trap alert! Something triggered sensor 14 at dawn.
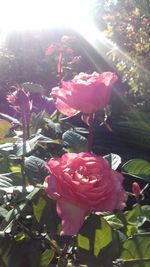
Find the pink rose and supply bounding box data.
[52,72,118,116]
[44,152,127,235]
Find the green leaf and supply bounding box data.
[0,207,8,219]
[0,142,14,152]
[0,189,41,232]
[14,134,53,156]
[77,214,120,267]
[125,204,143,225]
[14,231,26,241]
[124,204,149,233]
[94,217,112,256]
[122,159,150,182]
[0,119,12,138]
[103,153,121,170]
[10,164,21,173]
[40,249,54,267]
[0,112,20,124]
[26,187,40,200]
[24,156,48,185]
[46,119,62,138]
[75,127,89,134]
[33,196,46,222]
[141,205,150,221]
[22,82,44,93]
[0,203,26,231]
[31,110,46,134]
[104,214,124,229]
[0,137,18,144]
[121,233,150,267]
[0,174,13,187]
[62,130,88,152]
[126,225,138,237]
[77,234,90,251]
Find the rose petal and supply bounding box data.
[55,98,78,117]
[56,199,87,235]
[44,176,61,200]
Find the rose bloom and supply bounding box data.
[52,72,118,117]
[44,152,127,236]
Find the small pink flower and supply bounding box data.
[44,152,127,235]
[45,45,56,56]
[46,39,73,56]
[52,72,118,117]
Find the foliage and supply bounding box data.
[93,0,150,112]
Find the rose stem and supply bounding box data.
[26,113,30,139]
[21,110,27,189]
[88,114,94,152]
[56,52,63,122]
[58,52,63,87]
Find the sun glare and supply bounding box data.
[0,0,93,43]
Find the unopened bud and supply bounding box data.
[132,182,141,196]
[7,86,32,114]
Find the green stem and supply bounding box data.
[26,114,30,139]
[88,114,94,152]
[58,52,63,87]
[21,111,27,189]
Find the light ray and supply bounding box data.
[75,20,150,77]
[0,0,92,44]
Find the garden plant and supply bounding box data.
[0,1,150,267]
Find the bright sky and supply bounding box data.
[0,0,93,43]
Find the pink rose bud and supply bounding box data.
[52,72,118,117]
[132,182,141,196]
[7,86,32,114]
[45,45,56,56]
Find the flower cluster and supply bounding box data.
[45,35,74,56]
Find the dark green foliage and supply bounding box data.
[62,130,88,152]
[122,159,150,182]
[24,156,48,185]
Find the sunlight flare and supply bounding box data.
[0,0,92,43]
